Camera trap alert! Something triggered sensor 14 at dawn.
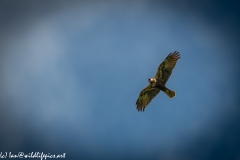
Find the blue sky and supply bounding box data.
[0,1,240,160]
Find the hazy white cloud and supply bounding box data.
[1,16,93,131]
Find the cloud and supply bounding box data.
[0,15,94,150]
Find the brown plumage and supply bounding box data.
[136,51,180,112]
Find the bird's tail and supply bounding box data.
[164,88,176,98]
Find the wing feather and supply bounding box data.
[136,84,160,112]
[155,51,180,84]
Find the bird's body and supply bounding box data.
[136,51,180,112]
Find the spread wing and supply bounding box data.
[136,85,160,112]
[155,51,180,84]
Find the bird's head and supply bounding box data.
[148,78,157,84]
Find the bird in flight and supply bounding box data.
[136,51,180,112]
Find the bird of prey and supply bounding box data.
[136,51,180,112]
